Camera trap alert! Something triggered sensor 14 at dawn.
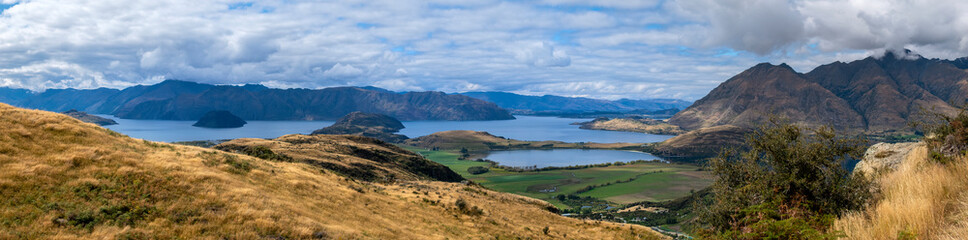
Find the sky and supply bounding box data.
[1,0,967,100]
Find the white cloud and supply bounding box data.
[322,63,364,79]
[674,0,968,58]
[514,42,571,67]
[540,0,662,9]
[0,0,965,101]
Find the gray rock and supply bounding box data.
[854,142,922,175]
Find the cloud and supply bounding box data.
[514,42,571,67]
[322,63,364,79]
[0,0,966,101]
[674,0,968,58]
[540,0,662,9]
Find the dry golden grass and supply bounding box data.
[834,145,968,239]
[0,104,664,239]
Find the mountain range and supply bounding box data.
[460,91,691,114]
[670,51,968,134]
[0,80,514,121]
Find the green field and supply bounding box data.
[404,146,713,209]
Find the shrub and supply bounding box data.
[455,198,483,216]
[699,118,873,238]
[466,166,489,175]
[913,105,968,163]
[241,145,293,162]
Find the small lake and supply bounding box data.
[100,115,674,143]
[483,149,663,168]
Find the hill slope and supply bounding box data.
[836,143,968,239]
[0,103,661,239]
[670,52,967,133]
[2,80,514,121]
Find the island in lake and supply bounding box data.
[193,110,247,128]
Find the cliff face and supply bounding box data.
[2,80,514,121]
[670,52,968,134]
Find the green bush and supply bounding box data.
[466,166,489,175]
[913,105,968,163]
[699,118,873,238]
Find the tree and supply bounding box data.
[699,119,873,239]
[467,166,489,175]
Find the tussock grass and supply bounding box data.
[835,146,968,239]
[0,103,664,239]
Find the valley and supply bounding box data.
[406,147,711,209]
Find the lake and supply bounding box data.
[99,115,674,143]
[483,149,664,168]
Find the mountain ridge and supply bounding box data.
[670,51,968,133]
[460,91,691,114]
[0,80,514,121]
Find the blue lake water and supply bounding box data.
[99,115,674,143]
[483,149,664,168]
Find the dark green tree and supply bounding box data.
[699,119,873,239]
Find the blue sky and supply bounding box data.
[0,0,966,100]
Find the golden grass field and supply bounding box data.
[835,145,968,239]
[0,103,663,239]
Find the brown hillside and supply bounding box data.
[650,125,750,158]
[0,103,663,239]
[669,63,864,131]
[670,52,968,134]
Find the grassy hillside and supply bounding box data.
[0,103,663,239]
[835,144,968,239]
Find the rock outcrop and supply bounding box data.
[853,142,923,175]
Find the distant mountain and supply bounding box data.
[459,91,691,114]
[670,51,968,134]
[0,87,32,106]
[0,80,514,121]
